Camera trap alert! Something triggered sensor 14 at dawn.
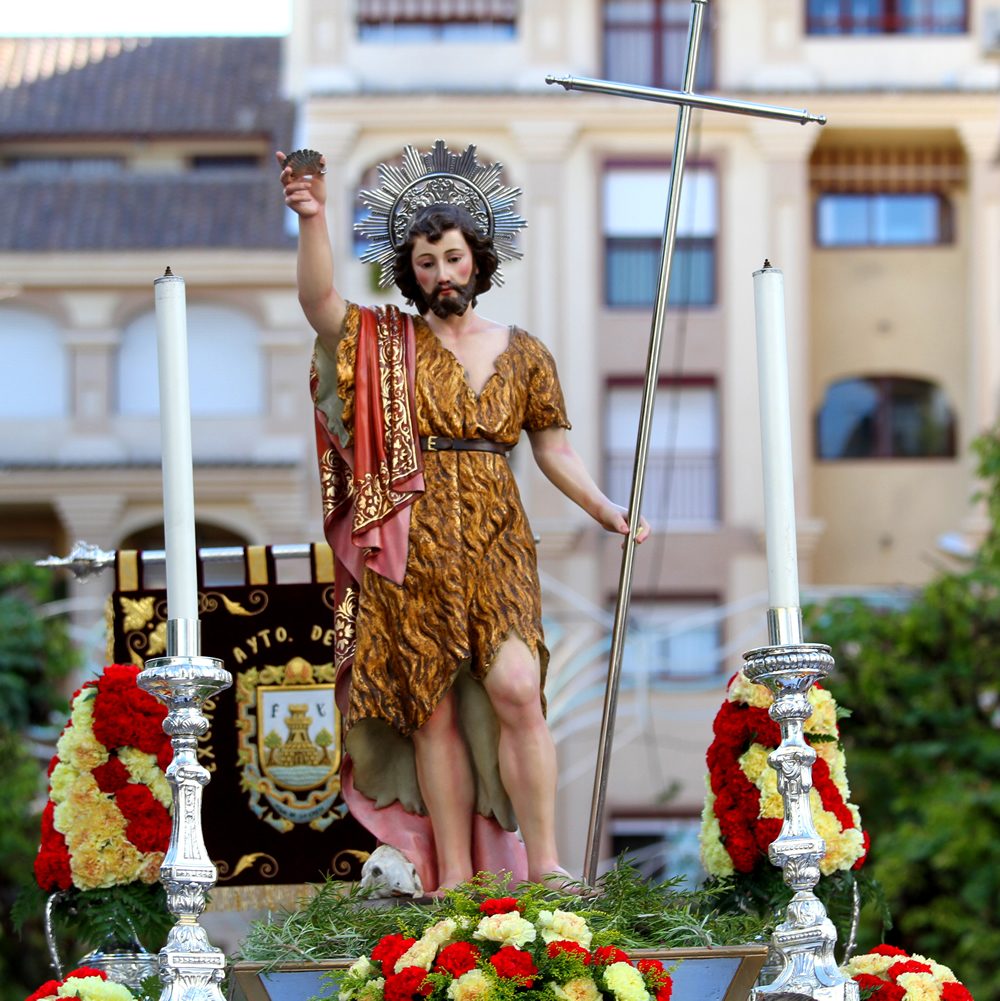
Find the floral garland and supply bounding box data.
[336,895,673,1001]
[35,664,173,892]
[25,966,136,1001]
[699,671,868,878]
[843,945,974,1001]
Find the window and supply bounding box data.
[604,1,713,90]
[807,0,967,34]
[816,192,950,246]
[357,0,516,40]
[627,599,722,678]
[0,307,67,418]
[816,376,956,459]
[118,304,263,417]
[605,381,719,527]
[603,166,717,308]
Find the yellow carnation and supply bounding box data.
[473,912,536,949]
[139,851,165,884]
[806,687,838,737]
[395,938,438,973]
[895,973,939,1001]
[908,956,957,985]
[727,672,772,708]
[49,762,79,803]
[447,970,491,1001]
[58,976,135,1001]
[117,747,172,809]
[537,910,592,948]
[57,723,108,773]
[553,978,600,1001]
[698,783,733,877]
[844,954,895,977]
[603,962,650,1001]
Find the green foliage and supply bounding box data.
[794,424,1000,1001]
[0,562,78,1001]
[237,861,768,975]
[0,562,75,731]
[48,883,174,954]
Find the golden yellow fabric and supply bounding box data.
[336,305,570,738]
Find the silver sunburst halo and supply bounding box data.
[355,140,527,289]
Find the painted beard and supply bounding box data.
[426,274,477,318]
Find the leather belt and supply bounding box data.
[420,436,512,455]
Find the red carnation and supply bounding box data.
[593,946,630,967]
[436,942,480,978]
[638,957,672,1000]
[371,935,417,977]
[479,896,519,915]
[92,756,130,794]
[65,968,107,981]
[384,967,432,1001]
[753,817,782,854]
[548,940,591,964]
[25,980,62,1001]
[116,783,171,853]
[34,802,72,891]
[870,946,909,958]
[47,755,60,778]
[941,982,974,1001]
[887,961,933,979]
[92,664,169,756]
[490,946,538,986]
[812,756,855,830]
[851,977,904,1001]
[157,742,173,772]
[853,830,870,870]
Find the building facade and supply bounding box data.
[2,1,997,875]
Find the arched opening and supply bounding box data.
[119,521,251,588]
[117,304,263,417]
[816,376,956,459]
[0,306,68,419]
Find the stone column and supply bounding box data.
[60,292,124,464]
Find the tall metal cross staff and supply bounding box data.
[546,0,827,887]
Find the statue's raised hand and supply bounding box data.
[276,150,326,218]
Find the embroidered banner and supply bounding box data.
[109,544,376,889]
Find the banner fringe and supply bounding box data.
[206,883,333,912]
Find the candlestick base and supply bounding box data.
[138,655,232,1001]
[743,642,858,1001]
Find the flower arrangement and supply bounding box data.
[36,665,173,893]
[843,945,974,1001]
[25,966,136,1001]
[699,671,868,879]
[21,664,175,952]
[333,892,674,1001]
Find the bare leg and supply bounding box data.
[483,635,562,883]
[411,689,476,889]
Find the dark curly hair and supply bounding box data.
[392,203,498,313]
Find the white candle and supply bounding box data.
[154,271,199,629]
[752,263,800,612]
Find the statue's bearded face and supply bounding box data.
[411,229,478,318]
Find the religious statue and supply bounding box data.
[277,141,649,892]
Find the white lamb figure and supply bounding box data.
[359,844,424,898]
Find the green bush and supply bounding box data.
[0,563,77,1001]
[803,427,1000,1000]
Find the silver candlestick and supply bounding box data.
[745,608,858,1001]
[138,620,232,1001]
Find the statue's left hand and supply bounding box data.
[596,502,651,547]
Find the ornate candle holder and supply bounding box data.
[138,641,232,1001]
[744,612,858,1001]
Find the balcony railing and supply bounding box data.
[606,452,719,527]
